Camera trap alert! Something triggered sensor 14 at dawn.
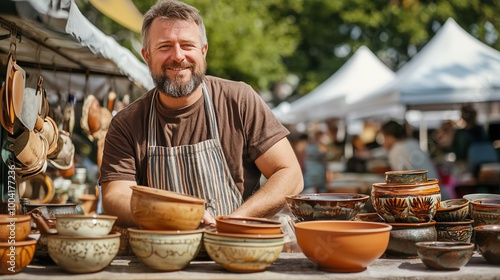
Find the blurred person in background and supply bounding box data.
[296,131,328,193]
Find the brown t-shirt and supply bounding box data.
[99,76,289,199]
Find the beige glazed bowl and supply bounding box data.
[55,214,117,237]
[128,228,204,271]
[130,185,205,230]
[47,232,121,274]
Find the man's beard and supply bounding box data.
[151,61,205,98]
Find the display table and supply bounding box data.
[6,252,500,279]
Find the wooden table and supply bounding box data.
[6,252,500,279]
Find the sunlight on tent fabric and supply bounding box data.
[89,0,143,33]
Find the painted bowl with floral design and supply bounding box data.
[434,198,469,222]
[371,179,441,223]
[435,219,474,243]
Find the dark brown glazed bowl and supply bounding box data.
[470,198,500,227]
[434,198,469,222]
[215,216,282,235]
[385,170,428,184]
[354,212,385,223]
[435,220,474,243]
[474,224,500,265]
[385,220,437,257]
[285,193,369,222]
[416,241,474,270]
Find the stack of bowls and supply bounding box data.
[204,216,285,272]
[434,198,474,243]
[128,185,205,272]
[0,214,36,274]
[371,170,441,257]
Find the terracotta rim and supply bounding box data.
[293,220,392,233]
[373,178,439,188]
[128,227,205,234]
[204,229,286,239]
[55,214,117,220]
[130,185,205,204]
[216,216,282,227]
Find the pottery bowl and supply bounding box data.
[385,169,428,184]
[470,198,500,227]
[434,198,469,222]
[386,221,437,257]
[294,220,392,273]
[130,185,205,230]
[55,214,117,237]
[0,214,31,242]
[435,220,474,243]
[285,193,369,222]
[0,238,37,274]
[416,241,474,270]
[128,228,204,271]
[203,230,285,272]
[354,212,385,223]
[371,179,441,223]
[463,193,500,219]
[215,216,282,235]
[474,224,500,265]
[47,232,121,273]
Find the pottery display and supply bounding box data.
[435,220,474,243]
[128,228,204,271]
[130,185,205,230]
[215,216,282,235]
[47,232,121,273]
[474,224,500,265]
[385,170,428,184]
[294,220,392,273]
[470,198,500,227]
[0,214,31,242]
[285,193,369,221]
[415,241,474,270]
[203,230,286,272]
[54,214,117,237]
[0,238,37,274]
[385,221,437,257]
[434,198,469,222]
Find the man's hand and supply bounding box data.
[200,210,216,229]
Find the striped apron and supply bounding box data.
[146,83,243,217]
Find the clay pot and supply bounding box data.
[385,220,437,258]
[371,179,441,223]
[435,219,474,243]
[474,224,500,265]
[470,198,500,227]
[0,214,31,242]
[385,170,428,184]
[416,241,474,270]
[435,198,469,222]
[0,238,37,274]
[215,216,282,235]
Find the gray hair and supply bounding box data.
[142,0,208,53]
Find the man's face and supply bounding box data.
[142,18,208,98]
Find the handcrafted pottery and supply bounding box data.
[385,170,428,184]
[0,214,31,242]
[470,198,500,227]
[416,241,474,270]
[203,230,285,272]
[215,216,282,235]
[386,221,437,257]
[285,193,369,222]
[47,232,121,273]
[130,185,205,231]
[55,214,117,237]
[463,193,500,219]
[0,238,37,274]
[371,179,441,223]
[128,228,204,271]
[474,224,500,265]
[354,212,385,223]
[294,220,392,273]
[434,198,469,222]
[435,220,474,243]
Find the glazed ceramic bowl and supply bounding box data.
[215,216,282,235]
[434,198,469,222]
[55,214,117,237]
[435,220,474,243]
[386,221,437,257]
[385,170,428,184]
[474,224,500,265]
[47,232,121,273]
[371,179,441,223]
[470,198,500,227]
[128,228,204,271]
[0,238,37,274]
[354,212,385,223]
[416,241,474,270]
[285,193,369,222]
[203,230,285,272]
[463,193,500,219]
[294,220,392,273]
[0,214,31,242]
[130,185,205,230]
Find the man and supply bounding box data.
[99,0,303,228]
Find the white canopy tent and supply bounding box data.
[273,46,395,124]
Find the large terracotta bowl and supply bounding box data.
[371,179,441,223]
[416,241,474,270]
[0,214,31,242]
[130,185,205,230]
[474,224,500,265]
[203,230,285,272]
[285,193,369,222]
[294,220,392,273]
[128,228,204,271]
[0,238,37,274]
[215,216,282,235]
[470,198,500,227]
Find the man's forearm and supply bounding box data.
[101,182,137,228]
